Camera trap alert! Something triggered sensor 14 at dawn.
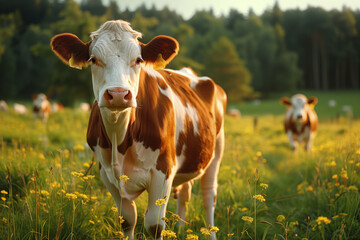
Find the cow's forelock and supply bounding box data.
[89,21,143,110]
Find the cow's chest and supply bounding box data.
[93,141,162,200]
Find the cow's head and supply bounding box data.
[281,94,318,122]
[51,20,179,113]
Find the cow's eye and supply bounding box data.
[136,57,144,64]
[88,56,98,65]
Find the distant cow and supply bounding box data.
[51,20,227,239]
[0,100,8,112]
[32,93,51,122]
[13,103,27,115]
[280,94,318,152]
[227,107,241,117]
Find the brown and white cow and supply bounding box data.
[280,94,318,152]
[51,20,227,239]
[32,93,51,123]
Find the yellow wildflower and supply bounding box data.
[29,190,35,194]
[119,216,125,224]
[332,174,338,180]
[2,217,7,223]
[155,198,166,206]
[256,151,262,157]
[260,183,268,189]
[186,234,199,240]
[89,220,95,225]
[242,216,254,223]
[111,207,118,213]
[65,193,78,200]
[161,230,177,239]
[316,216,331,225]
[186,229,193,233]
[71,171,84,178]
[1,190,8,195]
[253,194,266,202]
[277,215,286,222]
[119,175,130,183]
[40,190,50,197]
[240,207,249,212]
[1,197,6,202]
[339,213,348,216]
[306,186,314,192]
[210,226,219,232]
[83,163,90,168]
[332,215,339,219]
[90,196,98,201]
[340,169,348,180]
[73,144,85,151]
[200,227,211,236]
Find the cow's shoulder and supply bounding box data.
[87,101,111,150]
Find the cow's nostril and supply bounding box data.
[105,90,113,100]
[124,91,132,101]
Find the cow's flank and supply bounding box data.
[51,20,227,240]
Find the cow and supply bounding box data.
[32,93,51,123]
[13,103,27,115]
[280,94,318,153]
[50,20,227,239]
[0,100,8,112]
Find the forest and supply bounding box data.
[0,0,360,105]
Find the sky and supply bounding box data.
[107,0,360,19]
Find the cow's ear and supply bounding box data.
[140,35,179,70]
[308,96,318,108]
[51,33,91,70]
[280,97,291,107]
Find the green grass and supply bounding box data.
[0,91,359,239]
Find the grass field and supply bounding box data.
[0,91,359,240]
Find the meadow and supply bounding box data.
[0,91,359,240]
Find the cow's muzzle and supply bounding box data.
[103,87,135,110]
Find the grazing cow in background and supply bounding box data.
[51,20,227,239]
[280,94,318,152]
[13,103,27,115]
[32,93,51,123]
[78,102,90,112]
[0,100,8,112]
[227,107,241,118]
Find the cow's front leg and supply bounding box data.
[175,180,193,225]
[145,170,174,239]
[287,130,296,151]
[100,169,137,239]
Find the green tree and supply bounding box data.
[205,36,253,102]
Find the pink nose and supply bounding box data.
[104,87,132,107]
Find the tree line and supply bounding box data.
[0,0,359,105]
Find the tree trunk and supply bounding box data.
[335,59,340,89]
[312,32,320,89]
[320,37,328,90]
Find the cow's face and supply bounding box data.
[89,23,143,111]
[51,20,179,114]
[281,94,318,123]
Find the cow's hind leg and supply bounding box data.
[100,169,137,239]
[200,127,224,239]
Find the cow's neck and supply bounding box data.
[100,108,132,146]
[100,107,133,183]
